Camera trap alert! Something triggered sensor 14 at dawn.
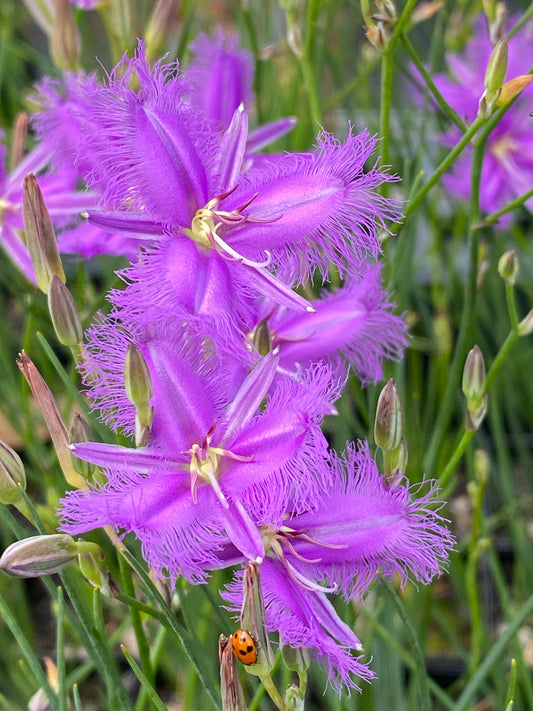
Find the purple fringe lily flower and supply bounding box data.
[187,30,254,131]
[0,129,121,282]
[432,15,533,218]
[61,334,342,580]
[35,42,401,317]
[250,262,408,383]
[223,441,453,691]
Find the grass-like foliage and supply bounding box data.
[1,1,533,710]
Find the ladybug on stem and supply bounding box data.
[231,628,257,665]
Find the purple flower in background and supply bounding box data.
[0,128,123,282]
[250,262,408,384]
[62,338,342,581]
[432,15,533,217]
[223,442,453,691]
[187,30,254,131]
[186,31,296,158]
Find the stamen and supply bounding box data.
[211,231,272,268]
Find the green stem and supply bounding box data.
[379,48,393,168]
[423,135,487,474]
[258,673,286,711]
[466,470,488,675]
[454,591,533,711]
[380,577,430,711]
[481,187,533,225]
[0,590,60,710]
[59,568,135,711]
[401,32,466,131]
[118,556,155,694]
[402,116,486,223]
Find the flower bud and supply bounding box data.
[497,75,533,107]
[0,440,26,505]
[489,2,509,45]
[11,112,29,171]
[374,378,403,452]
[69,412,101,482]
[252,319,273,357]
[23,173,65,294]
[411,1,445,25]
[482,0,497,24]
[365,24,388,52]
[462,346,486,406]
[0,534,79,578]
[239,562,275,676]
[498,250,519,286]
[50,0,81,71]
[219,634,249,711]
[518,308,533,336]
[284,685,305,711]
[372,0,398,25]
[124,344,153,408]
[281,645,311,673]
[145,0,180,59]
[474,448,490,486]
[124,344,154,446]
[78,546,113,595]
[48,274,83,347]
[388,435,408,476]
[28,658,59,711]
[485,37,508,95]
[465,394,488,431]
[17,351,86,489]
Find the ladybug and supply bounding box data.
[231,628,257,665]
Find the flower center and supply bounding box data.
[0,197,17,222]
[182,187,274,268]
[490,133,518,162]
[183,423,254,508]
[260,523,346,593]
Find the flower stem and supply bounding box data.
[439,285,521,490]
[423,134,487,475]
[401,32,466,131]
[259,673,287,711]
[481,187,533,225]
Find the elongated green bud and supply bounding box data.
[0,534,79,577]
[23,173,65,293]
[479,36,508,116]
[485,36,508,95]
[50,0,81,71]
[124,344,153,407]
[462,346,486,405]
[124,344,154,446]
[219,635,249,711]
[239,561,275,676]
[145,0,180,59]
[0,440,26,505]
[498,250,519,286]
[48,274,83,347]
[78,546,113,596]
[69,412,101,482]
[374,378,403,452]
[462,346,488,430]
[252,319,273,357]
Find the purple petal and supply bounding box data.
[221,128,402,282]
